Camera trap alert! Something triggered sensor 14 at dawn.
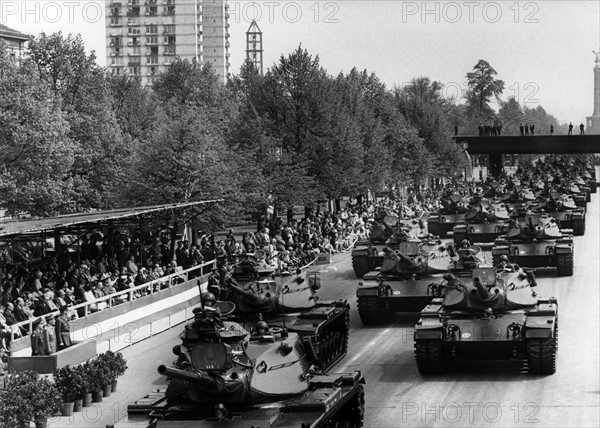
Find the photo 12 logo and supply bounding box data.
[401,1,540,24]
[0,1,104,25]
[224,1,340,24]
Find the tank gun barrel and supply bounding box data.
[157,365,222,391]
[473,277,490,299]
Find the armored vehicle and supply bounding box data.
[426,212,465,239]
[414,267,558,375]
[356,242,485,325]
[351,216,430,278]
[117,304,364,427]
[492,214,574,276]
[219,271,351,371]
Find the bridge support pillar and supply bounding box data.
[489,154,503,178]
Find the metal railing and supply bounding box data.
[8,259,217,340]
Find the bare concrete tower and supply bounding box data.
[246,20,263,75]
[587,49,600,133]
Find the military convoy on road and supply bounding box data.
[117,157,596,426]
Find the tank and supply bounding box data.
[231,250,276,280]
[220,270,351,371]
[356,242,486,325]
[117,307,365,427]
[426,212,465,239]
[351,214,429,278]
[530,192,586,236]
[491,214,574,276]
[414,267,558,375]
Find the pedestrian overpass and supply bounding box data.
[455,135,600,177]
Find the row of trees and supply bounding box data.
[0,32,558,228]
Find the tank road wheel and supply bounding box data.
[352,255,372,278]
[325,384,365,428]
[572,218,585,236]
[414,339,446,375]
[527,324,557,375]
[556,253,574,276]
[357,296,392,325]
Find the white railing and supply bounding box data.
[9,259,217,339]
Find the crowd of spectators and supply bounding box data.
[0,193,463,358]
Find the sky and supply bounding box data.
[1,0,599,125]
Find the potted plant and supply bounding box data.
[99,350,128,392]
[0,371,36,427]
[30,375,62,428]
[83,360,105,403]
[54,365,85,415]
[0,371,61,428]
[74,364,93,408]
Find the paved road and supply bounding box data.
[49,187,599,428]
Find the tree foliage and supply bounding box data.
[0,44,77,216]
[465,59,505,120]
[1,33,565,227]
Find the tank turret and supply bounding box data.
[414,267,558,375]
[118,312,365,427]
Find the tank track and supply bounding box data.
[319,384,365,428]
[556,253,574,276]
[414,339,446,375]
[526,322,557,375]
[352,255,372,278]
[572,218,585,236]
[357,296,392,325]
[301,305,351,372]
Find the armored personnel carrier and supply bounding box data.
[116,303,365,427]
[414,267,558,375]
[492,214,574,276]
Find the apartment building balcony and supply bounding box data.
[110,62,124,67]
[145,0,157,4]
[127,17,141,25]
[127,41,141,46]
[164,60,173,66]
[109,52,122,57]
[146,58,159,65]
[129,51,142,56]
[128,61,142,67]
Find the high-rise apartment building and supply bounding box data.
[105,0,230,85]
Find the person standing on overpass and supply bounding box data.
[580,123,585,135]
[568,122,573,135]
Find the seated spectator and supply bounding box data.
[83,285,99,312]
[126,255,139,276]
[33,292,54,317]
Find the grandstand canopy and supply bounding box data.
[0,200,222,242]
